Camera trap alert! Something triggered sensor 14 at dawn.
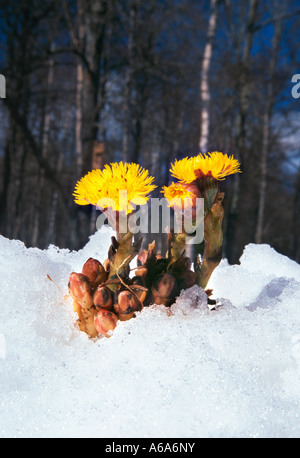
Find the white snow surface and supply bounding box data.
[0,225,299,438]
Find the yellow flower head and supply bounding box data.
[162,182,196,207]
[170,151,241,183]
[73,162,156,214]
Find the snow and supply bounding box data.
[0,226,299,438]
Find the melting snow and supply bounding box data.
[0,226,299,438]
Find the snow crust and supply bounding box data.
[0,226,299,438]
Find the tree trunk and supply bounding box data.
[79,0,108,176]
[32,43,55,246]
[65,0,109,246]
[199,0,218,154]
[123,0,138,161]
[255,1,283,243]
[224,0,259,262]
[75,2,85,178]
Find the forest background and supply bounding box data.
[0,0,299,264]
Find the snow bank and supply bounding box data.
[0,227,299,438]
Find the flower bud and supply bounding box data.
[82,258,107,288]
[169,256,192,277]
[68,274,98,337]
[93,285,113,310]
[176,270,197,290]
[151,273,178,306]
[118,312,135,322]
[114,290,142,315]
[94,309,118,337]
[68,272,93,309]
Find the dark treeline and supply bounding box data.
[0,0,299,263]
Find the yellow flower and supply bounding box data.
[73,162,156,214]
[162,182,196,207]
[170,151,241,183]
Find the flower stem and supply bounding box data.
[195,192,224,289]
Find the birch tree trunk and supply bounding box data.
[123,0,137,161]
[63,0,109,246]
[47,111,70,244]
[224,0,259,260]
[255,1,283,243]
[31,43,55,246]
[67,0,109,178]
[199,0,218,154]
[75,3,85,178]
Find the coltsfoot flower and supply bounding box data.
[166,152,241,218]
[162,182,201,224]
[73,161,156,213]
[170,151,241,183]
[162,182,197,207]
